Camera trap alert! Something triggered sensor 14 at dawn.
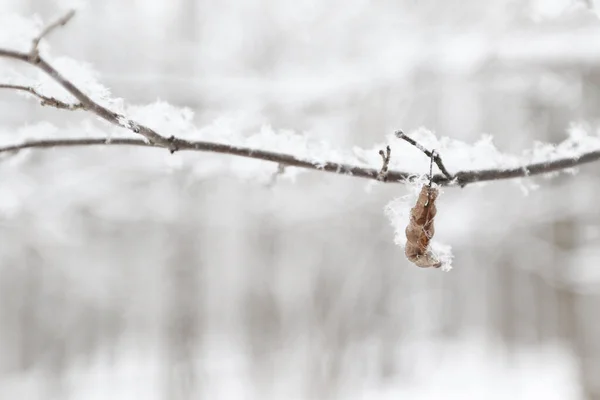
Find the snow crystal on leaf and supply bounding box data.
[429,242,454,272]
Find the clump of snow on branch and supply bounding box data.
[187,117,350,183]
[384,176,454,271]
[0,14,42,50]
[6,97,600,189]
[38,57,120,108]
[127,101,195,137]
[354,129,522,180]
[2,56,119,111]
[525,124,600,163]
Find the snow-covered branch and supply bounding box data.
[0,136,409,182]
[1,10,600,188]
[2,134,599,188]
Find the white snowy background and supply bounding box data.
[1,0,600,399]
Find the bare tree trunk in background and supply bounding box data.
[162,176,204,400]
[242,217,283,398]
[550,219,595,399]
[491,253,518,359]
[549,67,600,400]
[0,245,67,398]
[307,261,347,400]
[15,247,43,372]
[549,216,600,400]
[574,293,600,400]
[21,246,67,400]
[372,237,401,381]
[580,69,600,126]
[161,0,199,91]
[179,0,199,42]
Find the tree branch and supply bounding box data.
[0,11,599,188]
[30,10,75,58]
[2,137,599,187]
[0,11,169,148]
[0,83,84,110]
[0,137,410,181]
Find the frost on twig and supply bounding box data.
[377,145,391,181]
[0,83,84,110]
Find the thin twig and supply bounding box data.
[0,83,84,110]
[30,10,75,58]
[428,150,435,187]
[377,145,391,181]
[267,163,286,187]
[395,131,454,181]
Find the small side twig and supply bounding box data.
[428,150,435,187]
[395,130,454,182]
[377,145,391,181]
[30,10,75,59]
[167,135,179,154]
[0,84,84,110]
[267,163,286,188]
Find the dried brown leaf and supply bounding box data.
[405,185,441,268]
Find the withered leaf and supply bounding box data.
[405,185,441,268]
